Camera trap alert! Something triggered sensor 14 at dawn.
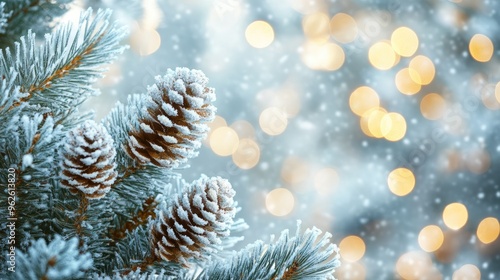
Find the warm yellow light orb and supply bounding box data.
[302,12,330,43]
[259,107,288,136]
[395,68,422,95]
[452,264,481,280]
[469,34,494,62]
[314,167,339,195]
[477,217,500,244]
[391,27,419,57]
[418,225,444,252]
[209,127,239,156]
[369,41,399,70]
[387,168,415,196]
[443,203,468,230]
[330,13,358,43]
[339,235,366,262]
[245,20,275,48]
[232,138,260,170]
[420,93,447,120]
[265,188,295,216]
[409,55,435,85]
[380,112,407,141]
[349,86,380,116]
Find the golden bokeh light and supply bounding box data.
[129,27,161,56]
[209,126,239,156]
[387,167,415,196]
[452,264,481,280]
[335,262,366,280]
[396,251,437,280]
[380,112,407,141]
[230,120,255,139]
[232,138,260,170]
[364,107,388,138]
[466,149,490,174]
[314,167,339,195]
[204,115,228,145]
[443,203,468,230]
[420,93,447,120]
[418,225,444,252]
[301,42,345,71]
[369,41,399,70]
[330,13,358,43]
[339,235,366,262]
[265,188,295,216]
[477,217,500,244]
[281,156,310,186]
[469,34,494,62]
[349,86,380,116]
[480,83,500,110]
[259,107,288,136]
[395,68,422,95]
[409,55,435,85]
[302,12,330,43]
[245,20,275,48]
[495,82,500,103]
[391,26,419,57]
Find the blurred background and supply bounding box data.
[76,0,500,278]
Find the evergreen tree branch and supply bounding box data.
[0,8,127,117]
[0,0,72,49]
[109,196,158,243]
[0,2,9,34]
[192,221,341,280]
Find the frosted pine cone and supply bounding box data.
[151,175,236,266]
[126,67,216,168]
[60,120,117,199]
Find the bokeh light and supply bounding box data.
[265,188,295,216]
[364,107,388,138]
[339,235,366,262]
[232,138,260,170]
[452,264,481,280]
[469,34,494,62]
[476,217,500,244]
[391,27,419,57]
[259,107,288,136]
[420,93,447,120]
[396,251,440,280]
[301,42,345,71]
[209,126,239,156]
[368,41,399,70]
[230,120,255,139]
[314,167,339,195]
[302,12,330,43]
[245,20,275,48]
[349,86,380,116]
[281,156,310,186]
[395,68,422,95]
[443,203,468,230]
[380,112,407,141]
[409,55,435,85]
[330,13,358,43]
[335,262,366,280]
[387,168,415,196]
[418,225,444,252]
[129,27,161,56]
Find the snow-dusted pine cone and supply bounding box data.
[60,120,117,199]
[150,175,236,265]
[126,67,216,168]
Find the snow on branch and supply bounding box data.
[194,221,341,280]
[0,8,127,115]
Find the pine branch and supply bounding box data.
[15,235,93,280]
[193,222,341,280]
[0,8,127,117]
[0,2,8,34]
[0,0,72,49]
[109,196,158,243]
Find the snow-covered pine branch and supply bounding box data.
[0,7,127,117]
[193,222,341,280]
[0,0,72,49]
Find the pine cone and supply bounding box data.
[60,120,117,199]
[151,175,236,266]
[126,67,216,168]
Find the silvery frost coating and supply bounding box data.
[126,67,216,168]
[60,120,117,199]
[15,235,93,280]
[151,175,236,266]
